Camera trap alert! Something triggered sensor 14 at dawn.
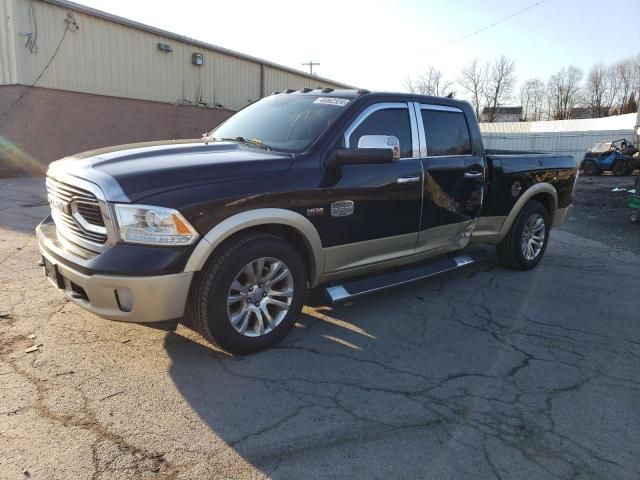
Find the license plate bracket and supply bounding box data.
[43,257,64,289]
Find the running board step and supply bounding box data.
[324,249,488,303]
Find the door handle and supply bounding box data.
[396,176,421,184]
[464,170,483,179]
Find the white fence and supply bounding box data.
[480,113,639,162]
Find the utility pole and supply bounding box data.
[302,60,320,75]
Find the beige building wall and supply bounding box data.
[0,0,19,85]
[4,0,350,112]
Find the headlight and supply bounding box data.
[113,204,199,246]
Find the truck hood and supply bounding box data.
[48,140,295,202]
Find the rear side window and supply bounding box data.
[421,109,472,156]
[348,108,413,158]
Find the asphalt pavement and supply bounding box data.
[1,175,639,479]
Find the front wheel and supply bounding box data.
[189,232,306,354]
[496,200,550,270]
[582,160,599,176]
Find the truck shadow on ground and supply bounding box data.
[162,253,636,478]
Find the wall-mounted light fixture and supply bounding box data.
[192,53,204,66]
[157,43,172,52]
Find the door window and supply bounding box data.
[421,109,472,156]
[347,108,413,158]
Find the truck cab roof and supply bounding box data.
[274,88,471,110]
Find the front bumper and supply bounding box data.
[37,219,193,323]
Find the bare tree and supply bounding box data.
[520,78,546,121]
[615,60,634,114]
[403,75,417,94]
[585,62,609,117]
[484,55,517,122]
[547,66,583,120]
[458,58,488,119]
[614,55,640,114]
[406,67,453,97]
[604,63,623,114]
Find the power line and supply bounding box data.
[302,60,320,76]
[0,15,77,122]
[425,0,550,54]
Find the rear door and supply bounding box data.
[415,104,485,252]
[323,102,423,273]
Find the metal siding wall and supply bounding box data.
[263,66,343,94]
[0,0,18,85]
[10,0,280,110]
[482,130,636,163]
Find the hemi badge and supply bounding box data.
[306,207,324,217]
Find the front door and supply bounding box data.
[415,104,485,252]
[323,103,423,273]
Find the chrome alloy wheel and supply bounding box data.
[521,213,546,261]
[226,257,294,337]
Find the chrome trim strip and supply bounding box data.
[344,102,413,154]
[408,102,420,159]
[420,104,464,113]
[423,154,474,159]
[396,176,421,184]
[412,102,428,158]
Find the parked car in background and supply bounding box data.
[37,90,578,353]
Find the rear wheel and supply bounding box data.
[582,160,599,176]
[189,232,306,354]
[496,200,550,270]
[611,159,630,176]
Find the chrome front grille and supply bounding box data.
[75,201,105,227]
[46,176,108,247]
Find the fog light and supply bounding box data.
[115,288,133,312]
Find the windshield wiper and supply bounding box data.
[217,136,271,151]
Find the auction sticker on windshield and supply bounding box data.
[313,97,350,106]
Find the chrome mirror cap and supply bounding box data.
[357,135,400,160]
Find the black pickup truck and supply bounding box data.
[37,90,578,353]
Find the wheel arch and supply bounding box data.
[498,183,558,238]
[184,209,324,287]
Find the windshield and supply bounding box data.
[590,142,613,152]
[209,95,350,152]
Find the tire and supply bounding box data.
[611,159,630,176]
[188,232,306,354]
[496,200,550,270]
[582,160,599,176]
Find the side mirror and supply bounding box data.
[335,148,394,165]
[334,135,401,166]
[357,135,401,161]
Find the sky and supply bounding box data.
[77,0,640,99]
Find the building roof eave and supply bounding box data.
[42,0,356,89]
